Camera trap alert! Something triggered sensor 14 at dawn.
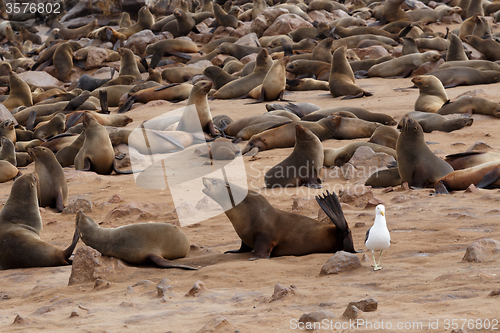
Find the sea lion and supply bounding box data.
[412,75,448,113]
[216,43,262,60]
[177,81,217,136]
[445,151,500,170]
[76,212,196,270]
[397,115,453,188]
[109,128,193,154]
[401,37,419,55]
[54,19,98,40]
[248,56,290,102]
[350,56,393,73]
[0,137,16,166]
[53,41,82,82]
[463,35,500,61]
[286,59,330,81]
[379,0,412,23]
[118,6,155,37]
[241,116,342,155]
[118,48,143,80]
[203,66,238,90]
[365,164,402,187]
[0,173,79,270]
[415,37,449,51]
[367,51,441,77]
[162,67,205,83]
[436,96,500,117]
[439,60,500,72]
[312,38,334,63]
[16,152,33,167]
[368,125,399,149]
[15,139,43,152]
[265,124,323,188]
[223,115,294,136]
[119,12,133,28]
[332,117,379,139]
[398,111,473,133]
[407,7,454,24]
[0,119,17,144]
[286,78,330,91]
[2,70,33,111]
[213,4,239,29]
[212,49,273,99]
[446,32,468,61]
[118,83,192,112]
[202,178,356,259]
[324,142,397,167]
[162,9,197,37]
[307,107,396,125]
[33,113,66,140]
[28,146,68,212]
[426,67,500,88]
[74,112,115,175]
[435,161,500,193]
[55,131,85,167]
[329,46,373,99]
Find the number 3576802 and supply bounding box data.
[6,2,61,14]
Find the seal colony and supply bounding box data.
[0,1,500,329]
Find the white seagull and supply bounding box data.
[365,204,390,271]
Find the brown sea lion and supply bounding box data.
[15,139,43,152]
[463,35,500,61]
[285,59,330,81]
[248,56,290,102]
[367,51,441,77]
[368,125,399,149]
[286,78,330,91]
[380,0,412,23]
[329,46,373,99]
[55,131,85,167]
[324,142,397,167]
[0,119,17,144]
[436,96,500,117]
[307,107,396,125]
[408,7,454,24]
[162,9,196,37]
[439,60,500,72]
[118,48,142,80]
[53,41,82,82]
[178,81,217,136]
[435,161,500,193]
[161,66,205,83]
[216,43,262,60]
[265,124,324,188]
[117,83,192,112]
[202,178,356,259]
[3,70,33,111]
[53,19,98,40]
[76,211,196,269]
[445,151,500,170]
[28,146,68,212]
[33,113,66,140]
[412,75,448,112]
[397,115,453,188]
[118,6,154,37]
[0,173,78,270]
[426,67,500,88]
[109,128,193,154]
[446,32,468,61]
[223,115,294,136]
[0,137,16,166]
[203,66,238,90]
[398,111,473,133]
[213,4,239,29]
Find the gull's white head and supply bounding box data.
[376,204,385,217]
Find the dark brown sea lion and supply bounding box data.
[0,173,78,270]
[33,113,66,140]
[445,151,500,170]
[202,178,356,259]
[203,66,238,90]
[76,212,196,270]
[56,131,85,167]
[397,115,453,188]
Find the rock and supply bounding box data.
[187,60,213,69]
[339,185,374,208]
[307,10,336,23]
[467,140,492,151]
[412,59,445,76]
[240,53,258,64]
[94,278,111,290]
[212,26,235,39]
[0,104,17,124]
[352,46,390,60]
[69,310,79,318]
[261,7,289,24]
[17,71,61,89]
[348,298,378,312]
[186,280,206,297]
[250,15,269,37]
[157,283,174,298]
[450,330,468,333]
[61,0,121,21]
[456,89,486,98]
[270,283,297,302]
[68,246,126,285]
[442,13,463,24]
[463,43,486,60]
[299,310,336,324]
[195,196,222,211]
[84,48,108,70]
[464,184,479,193]
[347,147,396,180]
[320,251,362,275]
[342,305,359,319]
[263,14,313,36]
[105,202,171,219]
[188,31,213,44]
[391,194,419,203]
[197,317,236,333]
[332,9,350,18]
[210,54,232,67]
[292,197,320,212]
[489,290,500,296]
[148,0,194,15]
[463,238,500,263]
[235,33,260,47]
[108,194,124,203]
[62,199,93,214]
[124,30,163,57]
[231,22,252,38]
[12,315,31,325]
[122,0,146,12]
[175,201,197,219]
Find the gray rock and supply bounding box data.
[18,72,61,89]
[235,33,260,47]
[342,305,359,319]
[348,298,378,312]
[68,246,126,285]
[185,280,206,297]
[463,239,500,263]
[467,141,492,151]
[320,251,362,275]
[270,283,297,302]
[299,310,336,323]
[339,185,374,208]
[263,14,313,36]
[62,199,93,214]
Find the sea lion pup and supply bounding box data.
[203,66,238,89]
[365,163,402,187]
[56,131,85,167]
[162,9,197,37]
[445,151,500,170]
[0,137,16,166]
[324,142,397,167]
[118,6,155,38]
[426,67,500,88]
[75,212,196,270]
[407,7,454,24]
[401,37,419,55]
[212,49,272,99]
[265,124,324,188]
[3,70,33,111]
[28,146,68,212]
[202,178,356,259]
[241,116,343,156]
[329,46,373,99]
[412,75,448,113]
[436,96,500,117]
[118,48,142,80]
[53,41,82,82]
[223,115,294,136]
[435,161,500,193]
[446,32,468,61]
[368,125,399,149]
[0,173,79,270]
[463,35,500,61]
[286,59,331,81]
[33,113,66,140]
[53,19,98,40]
[439,60,500,72]
[286,78,330,91]
[398,111,473,133]
[397,115,453,188]
[247,56,290,102]
[367,51,441,77]
[118,83,192,112]
[75,112,115,175]
[177,81,218,136]
[0,119,17,144]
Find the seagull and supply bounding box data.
[365,204,390,271]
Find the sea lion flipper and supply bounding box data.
[56,191,65,212]
[150,131,185,150]
[434,181,449,194]
[99,90,109,114]
[26,110,37,131]
[82,157,92,171]
[140,57,149,71]
[477,167,500,189]
[63,228,80,263]
[166,51,192,60]
[315,191,347,231]
[225,241,252,254]
[154,83,180,91]
[149,50,163,69]
[65,112,84,130]
[117,96,135,113]
[249,232,273,260]
[243,146,259,156]
[148,254,198,270]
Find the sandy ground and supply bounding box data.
[2,24,500,333]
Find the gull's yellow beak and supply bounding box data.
[381,211,384,216]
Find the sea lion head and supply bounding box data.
[201,177,238,211]
[75,211,99,240]
[400,115,423,137]
[423,51,441,62]
[27,146,51,161]
[216,42,231,54]
[444,117,474,132]
[320,115,343,133]
[255,48,271,67]
[193,80,213,95]
[82,112,98,129]
[174,9,184,19]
